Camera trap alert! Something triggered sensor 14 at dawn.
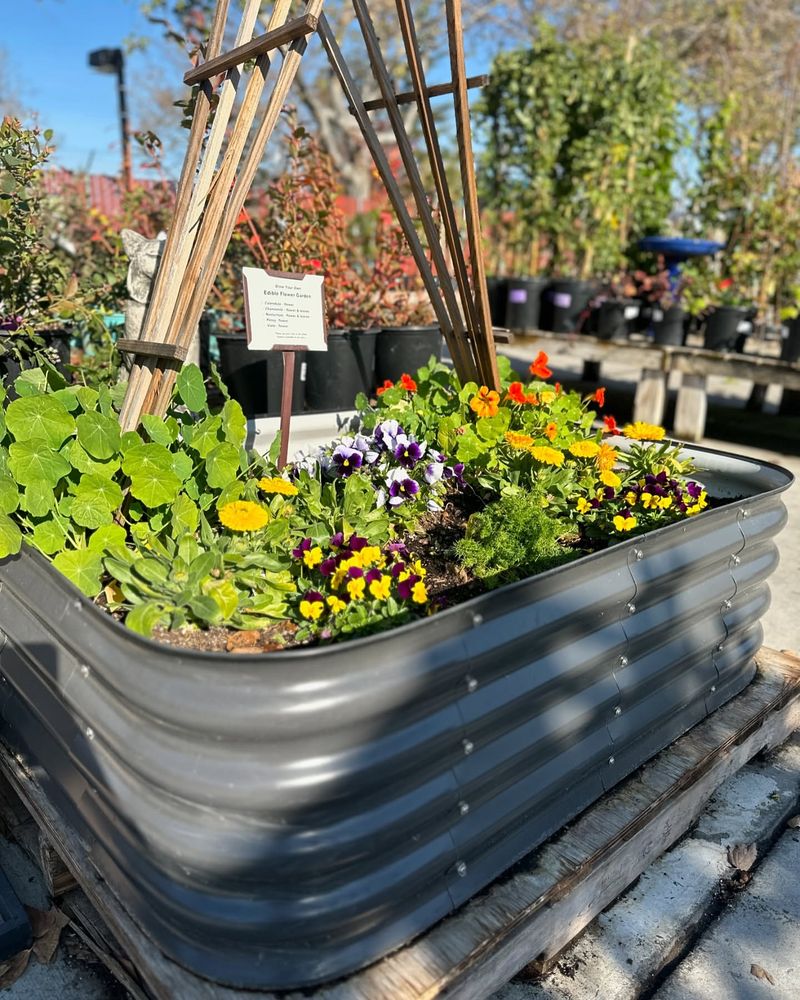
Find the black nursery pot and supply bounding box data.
[504,276,549,332]
[216,334,306,418]
[306,328,377,411]
[782,317,800,364]
[0,329,73,396]
[703,306,748,352]
[486,277,508,327]
[541,279,595,333]
[374,325,442,386]
[651,306,687,347]
[593,300,630,341]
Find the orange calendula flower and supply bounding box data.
[507,381,538,405]
[603,415,619,434]
[218,500,270,532]
[399,373,417,392]
[505,430,534,449]
[376,379,394,395]
[623,421,666,441]
[529,351,552,379]
[529,445,564,467]
[593,387,606,407]
[544,421,558,441]
[569,440,600,458]
[597,443,618,473]
[470,385,500,418]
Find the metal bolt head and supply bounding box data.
[465,675,478,693]
[741,509,750,518]
[619,655,629,667]
[462,739,474,756]
[80,665,90,679]
[721,599,732,611]
[455,861,468,878]
[85,727,95,741]
[608,756,616,765]
[710,685,716,693]
[626,603,636,615]
[614,705,622,716]
[634,549,644,561]
[472,612,483,627]
[732,554,741,565]
[458,800,470,816]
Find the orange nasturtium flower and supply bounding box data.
[529,350,552,379]
[399,373,417,392]
[376,379,394,395]
[470,385,500,418]
[507,381,538,405]
[593,386,606,407]
[544,421,558,441]
[603,415,619,434]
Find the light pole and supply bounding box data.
[88,47,132,192]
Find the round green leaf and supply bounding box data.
[9,440,71,488]
[61,439,120,479]
[171,450,193,483]
[6,395,76,449]
[0,514,22,560]
[171,494,199,536]
[52,549,103,596]
[21,483,55,517]
[121,442,173,477]
[205,442,240,489]
[88,523,128,554]
[71,474,124,529]
[176,364,207,412]
[30,518,67,555]
[76,411,121,460]
[0,475,20,515]
[140,413,177,447]
[122,443,181,507]
[221,399,246,448]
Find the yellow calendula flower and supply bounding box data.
[529,445,565,467]
[303,546,323,569]
[569,440,600,458]
[369,575,392,601]
[600,469,622,489]
[258,476,298,496]
[576,496,591,514]
[505,430,534,450]
[299,599,324,620]
[218,500,270,532]
[613,515,637,532]
[411,580,428,604]
[623,421,666,441]
[327,595,347,614]
[597,443,618,473]
[347,577,366,601]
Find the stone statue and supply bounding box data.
[120,229,201,370]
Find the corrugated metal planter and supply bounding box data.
[0,443,791,990]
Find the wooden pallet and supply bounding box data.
[1,647,799,1000]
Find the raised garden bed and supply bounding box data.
[0,443,790,990]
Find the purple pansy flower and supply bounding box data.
[686,481,703,498]
[330,531,345,548]
[319,558,337,577]
[394,437,426,469]
[292,538,313,559]
[386,469,420,507]
[374,420,405,452]
[348,535,368,551]
[397,573,420,600]
[344,434,379,465]
[304,590,324,602]
[390,561,406,577]
[365,568,382,583]
[424,461,445,485]
[347,565,364,579]
[444,462,466,487]
[332,444,363,477]
[386,541,408,556]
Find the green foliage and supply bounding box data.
[476,27,682,277]
[455,492,574,584]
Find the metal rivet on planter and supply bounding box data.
[455,861,468,877]
[710,685,716,693]
[608,756,616,765]
[465,675,478,693]
[619,655,629,667]
[472,612,483,627]
[716,643,724,653]
[626,603,636,615]
[80,665,90,679]
[458,800,470,816]
[614,705,622,716]
[85,727,95,741]
[634,549,644,561]
[462,739,474,756]
[732,554,741,565]
[741,509,750,518]
[721,599,732,611]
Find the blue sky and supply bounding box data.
[3,0,165,176]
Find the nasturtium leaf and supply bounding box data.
[125,601,167,637]
[176,364,207,412]
[184,414,221,458]
[75,386,99,412]
[141,413,177,447]
[21,482,56,517]
[76,411,121,460]
[205,442,239,489]
[6,396,75,449]
[122,443,181,507]
[0,475,19,515]
[121,442,173,477]
[221,399,246,448]
[71,474,123,529]
[455,428,485,463]
[171,494,199,536]
[0,514,21,559]
[215,479,244,508]
[108,380,128,411]
[203,578,239,620]
[13,369,49,397]
[171,450,193,483]
[52,549,103,596]
[9,440,71,488]
[88,523,127,554]
[52,388,81,412]
[120,430,141,451]
[30,518,67,556]
[62,439,120,479]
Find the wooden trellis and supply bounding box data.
[118,0,499,430]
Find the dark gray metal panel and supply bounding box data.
[0,444,791,989]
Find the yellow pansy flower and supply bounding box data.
[299,599,324,620]
[613,515,637,532]
[576,496,591,514]
[303,546,323,569]
[347,577,366,601]
[369,575,392,601]
[411,580,428,604]
[327,596,347,614]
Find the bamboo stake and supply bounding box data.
[445,0,499,389]
[148,0,327,415]
[317,14,477,383]
[118,0,230,431]
[349,0,477,382]
[394,0,480,349]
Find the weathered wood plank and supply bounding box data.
[673,372,708,442]
[633,366,667,426]
[0,649,797,1000]
[508,332,668,370]
[668,347,800,388]
[359,73,488,111]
